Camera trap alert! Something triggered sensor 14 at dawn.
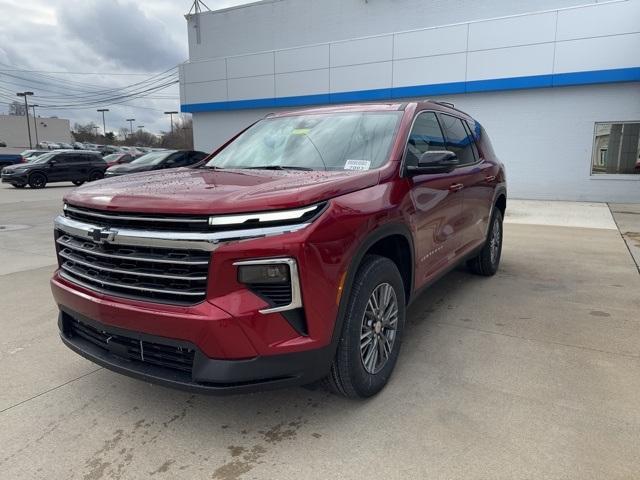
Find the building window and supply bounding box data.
[591,122,640,175]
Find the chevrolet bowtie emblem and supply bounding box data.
[88,227,116,244]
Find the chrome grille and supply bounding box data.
[64,204,210,232]
[56,233,210,304]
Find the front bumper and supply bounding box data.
[1,171,27,183]
[59,308,331,393]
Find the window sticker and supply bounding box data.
[291,128,310,135]
[344,159,371,171]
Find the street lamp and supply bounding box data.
[126,118,135,136]
[92,126,99,137]
[137,125,145,130]
[31,104,39,147]
[164,111,178,134]
[16,91,34,148]
[97,109,109,139]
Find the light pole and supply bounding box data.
[137,125,145,131]
[16,91,34,148]
[164,111,178,134]
[97,109,109,139]
[31,104,39,147]
[92,126,100,138]
[126,118,135,136]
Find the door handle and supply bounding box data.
[449,183,464,192]
[485,175,496,182]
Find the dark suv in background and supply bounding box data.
[104,150,207,177]
[2,150,106,188]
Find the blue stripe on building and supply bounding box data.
[181,67,640,113]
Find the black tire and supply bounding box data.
[11,183,26,189]
[88,170,103,182]
[72,180,85,186]
[28,172,47,189]
[323,255,406,398]
[467,209,503,276]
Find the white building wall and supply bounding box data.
[186,0,596,60]
[0,115,71,148]
[181,1,640,109]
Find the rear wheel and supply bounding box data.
[323,255,406,398]
[28,173,46,189]
[467,209,503,276]
[88,170,103,182]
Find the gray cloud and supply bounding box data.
[57,0,186,71]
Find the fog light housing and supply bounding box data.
[233,258,302,314]
[238,263,290,284]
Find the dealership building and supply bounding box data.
[179,0,640,202]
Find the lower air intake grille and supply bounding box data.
[250,283,293,308]
[67,318,195,373]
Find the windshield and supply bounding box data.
[129,151,173,166]
[206,112,403,171]
[103,153,122,162]
[30,152,57,164]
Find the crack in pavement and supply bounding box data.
[0,367,103,414]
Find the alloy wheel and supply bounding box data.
[360,282,399,374]
[489,216,502,265]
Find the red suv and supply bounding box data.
[51,101,506,398]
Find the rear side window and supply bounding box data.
[438,114,477,166]
[406,112,446,167]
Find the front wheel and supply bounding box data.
[72,180,84,186]
[467,209,503,276]
[28,173,47,189]
[323,255,406,398]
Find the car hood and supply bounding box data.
[2,163,29,172]
[64,167,381,214]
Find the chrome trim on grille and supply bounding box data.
[58,250,207,281]
[233,257,302,314]
[59,264,206,297]
[56,236,210,265]
[55,215,310,251]
[64,205,209,224]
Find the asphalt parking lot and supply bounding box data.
[1,183,639,479]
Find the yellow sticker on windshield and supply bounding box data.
[291,128,310,135]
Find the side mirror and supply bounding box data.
[407,150,458,175]
[49,159,57,166]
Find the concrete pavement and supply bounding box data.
[1,185,639,479]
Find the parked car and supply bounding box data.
[72,142,86,150]
[0,141,6,147]
[51,101,506,397]
[2,150,106,188]
[21,150,49,161]
[0,153,25,170]
[103,153,134,167]
[104,150,207,176]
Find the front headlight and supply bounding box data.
[208,202,326,229]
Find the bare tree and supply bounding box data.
[160,116,194,150]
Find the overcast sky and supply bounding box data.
[0,0,252,135]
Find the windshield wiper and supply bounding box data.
[245,165,313,171]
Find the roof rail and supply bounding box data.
[433,101,454,108]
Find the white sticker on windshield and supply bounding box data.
[344,159,371,171]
